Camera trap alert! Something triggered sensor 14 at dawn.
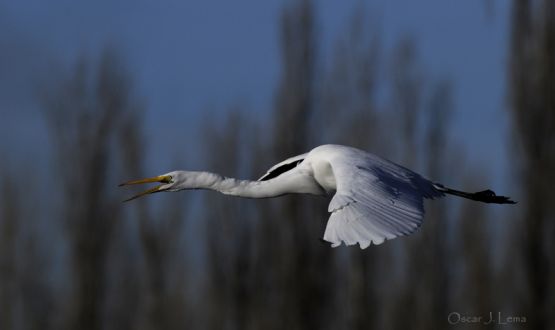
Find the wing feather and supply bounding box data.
[258,153,307,181]
[323,150,443,249]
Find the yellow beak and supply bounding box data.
[119,175,172,202]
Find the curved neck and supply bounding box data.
[182,171,323,198]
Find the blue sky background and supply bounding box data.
[0,0,513,191]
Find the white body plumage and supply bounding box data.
[120,144,515,249]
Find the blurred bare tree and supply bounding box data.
[116,99,190,330]
[453,174,493,330]
[43,49,152,330]
[200,109,256,330]
[386,45,456,330]
[390,37,423,165]
[508,0,555,328]
[0,167,54,330]
[0,170,21,330]
[318,7,384,329]
[420,79,453,329]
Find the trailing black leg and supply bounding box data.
[433,183,516,204]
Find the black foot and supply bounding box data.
[474,190,517,204]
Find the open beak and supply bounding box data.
[119,175,172,202]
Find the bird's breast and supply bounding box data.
[310,160,337,194]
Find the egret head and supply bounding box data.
[119,171,187,201]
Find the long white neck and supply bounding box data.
[178,171,324,198]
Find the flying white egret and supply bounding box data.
[120,144,515,249]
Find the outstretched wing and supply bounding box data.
[258,153,307,181]
[323,151,443,249]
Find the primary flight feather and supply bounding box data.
[120,144,515,249]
